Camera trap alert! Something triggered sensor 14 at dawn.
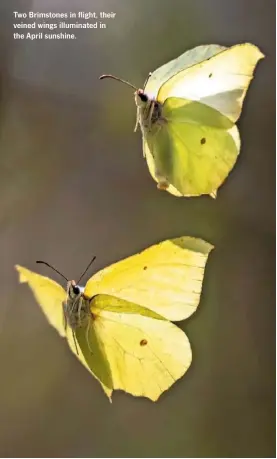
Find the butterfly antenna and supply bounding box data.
[99,74,138,90]
[36,260,69,282]
[77,256,96,284]
[143,72,152,90]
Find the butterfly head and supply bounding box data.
[135,89,149,107]
[99,74,151,108]
[67,280,85,299]
[36,257,96,330]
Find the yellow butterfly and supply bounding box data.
[100,43,264,197]
[16,236,213,401]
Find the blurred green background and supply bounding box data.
[0,0,275,457]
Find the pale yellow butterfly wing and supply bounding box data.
[143,135,182,196]
[157,43,264,122]
[145,44,226,99]
[72,324,113,400]
[91,294,192,401]
[16,265,66,336]
[85,236,213,322]
[143,113,241,197]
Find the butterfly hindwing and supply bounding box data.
[143,98,240,196]
[91,294,191,401]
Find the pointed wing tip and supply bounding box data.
[15,264,27,283]
[149,394,160,402]
[103,388,113,403]
[194,237,214,253]
[203,240,214,253]
[243,42,265,60]
[172,236,214,255]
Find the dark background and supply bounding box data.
[0,0,275,457]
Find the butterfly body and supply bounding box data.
[63,281,91,330]
[62,281,94,355]
[135,90,170,188]
[134,90,164,132]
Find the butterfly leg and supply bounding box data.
[85,321,93,355]
[77,296,83,326]
[134,107,140,132]
[72,329,79,356]
[62,302,68,333]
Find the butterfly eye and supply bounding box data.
[72,285,80,295]
[138,92,148,102]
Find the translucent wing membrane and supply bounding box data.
[157,43,264,123]
[143,98,240,196]
[91,294,192,401]
[16,265,66,336]
[145,44,226,99]
[85,236,213,321]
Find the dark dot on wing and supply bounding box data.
[209,73,212,78]
[140,339,148,346]
[201,137,206,145]
[143,266,148,270]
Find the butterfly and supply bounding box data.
[100,43,264,198]
[16,236,213,401]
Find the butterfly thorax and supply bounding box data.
[134,90,163,132]
[63,281,92,330]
